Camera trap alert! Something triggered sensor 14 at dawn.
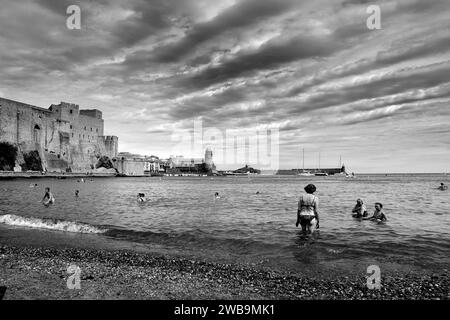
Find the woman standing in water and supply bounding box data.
[296,184,320,235]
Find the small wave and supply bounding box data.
[326,248,345,254]
[0,214,107,234]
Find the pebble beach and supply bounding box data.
[1,245,448,300]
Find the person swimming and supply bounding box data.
[438,183,448,191]
[42,187,55,206]
[363,202,387,222]
[214,192,220,199]
[137,193,146,202]
[296,184,320,235]
[352,198,368,218]
[75,190,79,197]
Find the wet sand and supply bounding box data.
[0,244,448,300]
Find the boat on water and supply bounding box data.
[313,152,328,176]
[297,148,314,176]
[298,171,314,176]
[314,172,328,176]
[346,172,356,178]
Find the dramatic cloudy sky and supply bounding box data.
[1,0,449,172]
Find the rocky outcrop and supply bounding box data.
[0,142,17,171]
[21,151,43,171]
[95,156,114,169]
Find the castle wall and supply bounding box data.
[112,158,145,176]
[103,136,118,159]
[0,97,118,173]
[0,98,51,147]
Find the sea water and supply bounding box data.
[0,174,449,274]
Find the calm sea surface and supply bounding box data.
[1,174,449,274]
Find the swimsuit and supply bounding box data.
[370,211,386,221]
[353,204,367,217]
[298,194,318,225]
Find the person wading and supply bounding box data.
[296,184,320,235]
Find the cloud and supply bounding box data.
[176,33,342,90]
[286,62,450,114]
[287,33,450,97]
[147,0,299,63]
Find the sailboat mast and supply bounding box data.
[319,152,321,170]
[302,148,305,171]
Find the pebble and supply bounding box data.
[1,244,449,300]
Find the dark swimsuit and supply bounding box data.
[299,215,315,226]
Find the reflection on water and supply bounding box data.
[0,174,449,272]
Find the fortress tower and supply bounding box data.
[205,147,214,171]
[103,136,119,159]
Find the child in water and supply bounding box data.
[364,202,387,222]
[352,198,368,218]
[42,187,55,206]
[137,193,146,202]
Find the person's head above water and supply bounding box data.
[441,183,445,186]
[375,202,383,210]
[138,193,145,197]
[357,198,363,205]
[304,184,316,194]
[215,192,219,196]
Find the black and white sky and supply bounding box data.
[1,0,449,172]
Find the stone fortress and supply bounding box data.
[0,97,118,173]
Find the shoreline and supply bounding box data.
[0,172,215,179]
[0,171,117,180]
[1,244,448,300]
[1,172,447,180]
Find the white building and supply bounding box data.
[144,155,163,174]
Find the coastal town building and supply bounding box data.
[144,155,164,174]
[112,152,145,176]
[0,97,118,173]
[164,148,216,174]
[112,152,164,176]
